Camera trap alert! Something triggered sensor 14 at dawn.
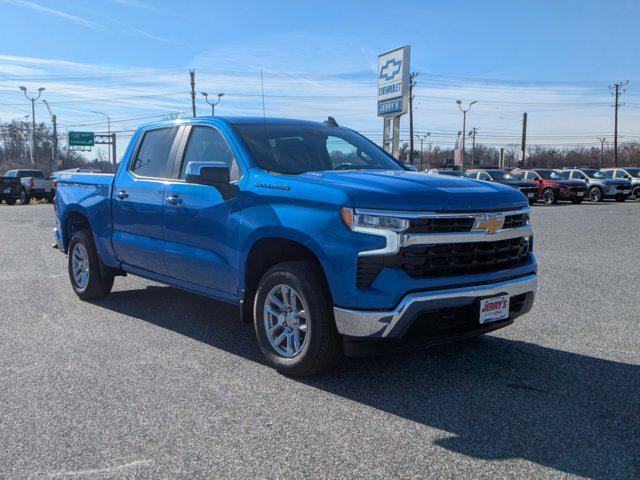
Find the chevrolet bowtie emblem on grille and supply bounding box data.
[476,215,505,234]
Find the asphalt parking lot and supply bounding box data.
[1,202,638,479]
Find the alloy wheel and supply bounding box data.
[71,243,90,289]
[263,284,309,358]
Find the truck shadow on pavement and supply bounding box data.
[100,285,639,479]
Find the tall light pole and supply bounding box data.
[43,100,58,172]
[456,100,477,167]
[201,92,224,115]
[417,133,430,171]
[92,111,112,168]
[597,137,606,168]
[469,127,478,166]
[19,86,45,166]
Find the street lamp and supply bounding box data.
[43,100,59,171]
[91,111,112,169]
[456,100,477,166]
[19,86,45,166]
[417,133,431,171]
[201,92,224,115]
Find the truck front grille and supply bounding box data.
[407,212,528,234]
[356,237,530,287]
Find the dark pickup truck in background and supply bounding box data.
[0,175,21,205]
[1,169,55,204]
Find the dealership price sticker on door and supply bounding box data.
[479,295,510,324]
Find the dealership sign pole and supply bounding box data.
[378,45,410,159]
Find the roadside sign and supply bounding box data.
[377,46,410,118]
[69,131,95,146]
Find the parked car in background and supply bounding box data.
[512,168,587,205]
[427,168,465,177]
[2,169,55,204]
[54,116,537,376]
[465,169,540,204]
[601,167,640,200]
[561,168,632,202]
[0,174,21,205]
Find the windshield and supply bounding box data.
[624,168,640,178]
[582,169,611,179]
[487,170,513,180]
[232,123,403,174]
[537,170,564,180]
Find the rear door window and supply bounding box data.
[130,127,180,179]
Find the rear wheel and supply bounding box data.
[67,229,114,300]
[19,190,30,205]
[542,188,557,205]
[589,187,603,202]
[253,261,342,376]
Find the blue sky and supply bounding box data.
[1,0,639,159]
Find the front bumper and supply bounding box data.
[334,274,537,338]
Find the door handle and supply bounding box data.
[116,190,128,200]
[166,195,183,206]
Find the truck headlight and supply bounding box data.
[341,207,409,232]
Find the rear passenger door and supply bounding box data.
[162,124,242,295]
[111,126,182,275]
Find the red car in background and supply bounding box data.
[512,169,587,205]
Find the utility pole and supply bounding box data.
[609,81,628,167]
[42,100,58,171]
[456,100,477,167]
[469,127,478,166]
[408,73,418,164]
[189,69,197,117]
[597,137,606,168]
[92,111,111,168]
[19,86,45,166]
[520,112,528,168]
[201,92,224,115]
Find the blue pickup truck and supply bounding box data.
[54,117,537,375]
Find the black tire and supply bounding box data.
[253,261,342,376]
[67,229,114,300]
[542,188,557,205]
[633,186,640,200]
[589,187,603,202]
[19,190,30,205]
[571,198,583,204]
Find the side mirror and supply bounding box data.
[185,161,238,200]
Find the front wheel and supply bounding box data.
[67,229,114,300]
[633,186,640,200]
[542,188,557,205]
[589,187,603,202]
[253,261,342,376]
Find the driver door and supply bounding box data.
[162,124,242,296]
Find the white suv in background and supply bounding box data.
[601,168,640,200]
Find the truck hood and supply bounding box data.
[296,170,527,211]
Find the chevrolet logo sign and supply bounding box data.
[475,215,505,234]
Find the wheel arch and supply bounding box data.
[240,236,330,324]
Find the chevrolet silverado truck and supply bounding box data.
[54,117,537,376]
[3,169,55,204]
